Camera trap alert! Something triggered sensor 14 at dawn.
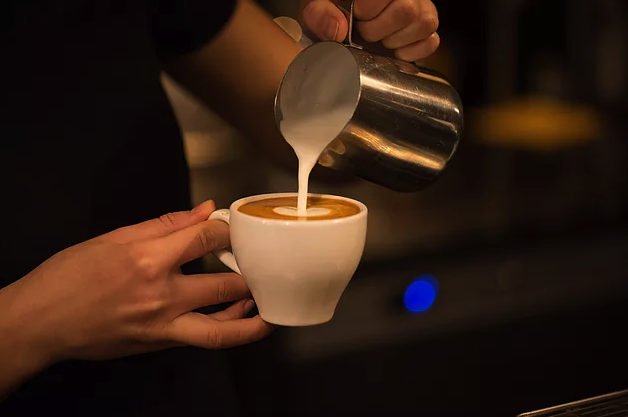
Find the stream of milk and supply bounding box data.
[277,42,359,217]
[280,108,354,216]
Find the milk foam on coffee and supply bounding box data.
[238,196,360,221]
[273,206,330,217]
[278,45,359,216]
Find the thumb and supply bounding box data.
[97,200,217,244]
[303,0,348,42]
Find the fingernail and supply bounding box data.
[324,17,339,41]
[244,299,255,313]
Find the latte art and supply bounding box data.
[273,206,331,217]
[238,196,360,221]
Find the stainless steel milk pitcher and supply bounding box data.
[274,0,463,192]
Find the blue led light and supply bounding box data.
[403,275,438,313]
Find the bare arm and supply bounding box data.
[0,284,52,402]
[161,0,303,172]
[0,201,273,402]
[160,0,438,182]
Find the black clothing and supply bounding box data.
[1,1,242,415]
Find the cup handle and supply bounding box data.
[208,209,242,275]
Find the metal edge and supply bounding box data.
[516,389,628,417]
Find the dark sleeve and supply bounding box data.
[151,0,238,57]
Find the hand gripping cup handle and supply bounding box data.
[208,210,241,275]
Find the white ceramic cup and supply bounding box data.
[209,192,368,326]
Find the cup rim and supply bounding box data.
[229,192,367,224]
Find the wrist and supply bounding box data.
[0,285,56,381]
[1,322,55,373]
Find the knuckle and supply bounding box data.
[158,212,179,230]
[421,13,439,33]
[214,278,233,303]
[128,244,159,278]
[196,226,218,253]
[234,328,245,345]
[205,327,223,348]
[397,0,418,24]
[302,1,316,20]
[141,286,170,314]
[143,298,167,316]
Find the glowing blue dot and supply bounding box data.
[403,275,438,313]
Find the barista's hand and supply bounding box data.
[0,200,273,371]
[302,0,439,61]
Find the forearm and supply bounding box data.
[162,0,302,170]
[0,284,52,402]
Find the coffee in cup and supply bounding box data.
[209,193,367,326]
[238,195,360,221]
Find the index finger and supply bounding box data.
[148,219,230,267]
[166,312,275,349]
[98,200,216,244]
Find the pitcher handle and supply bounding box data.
[336,0,363,49]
